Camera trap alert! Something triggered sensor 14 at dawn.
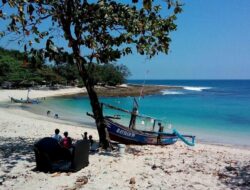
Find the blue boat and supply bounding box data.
[105,118,178,145]
[101,102,196,146]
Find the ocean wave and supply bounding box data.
[161,90,184,95]
[183,86,212,92]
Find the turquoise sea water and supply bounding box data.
[30,80,250,147]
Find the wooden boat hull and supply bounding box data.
[10,97,40,104]
[105,118,178,145]
[10,97,27,103]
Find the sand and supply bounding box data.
[0,88,250,190]
[0,87,85,102]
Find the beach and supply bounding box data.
[0,87,250,190]
[0,87,85,102]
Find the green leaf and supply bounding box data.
[8,0,14,7]
[174,5,182,14]
[143,0,152,11]
[32,26,39,35]
[0,32,5,37]
[34,38,40,43]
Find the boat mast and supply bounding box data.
[129,98,138,129]
[27,88,30,100]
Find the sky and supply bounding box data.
[123,0,250,79]
[1,0,250,80]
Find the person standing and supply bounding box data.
[157,123,164,144]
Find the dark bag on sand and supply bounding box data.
[71,140,89,171]
[34,137,89,172]
[34,137,71,172]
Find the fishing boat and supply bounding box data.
[10,97,40,104]
[9,89,41,104]
[88,101,196,146]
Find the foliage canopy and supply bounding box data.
[0,47,130,87]
[0,0,182,147]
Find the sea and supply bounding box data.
[28,80,250,147]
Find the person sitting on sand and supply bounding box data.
[89,135,94,147]
[83,132,88,140]
[88,135,99,152]
[61,131,72,149]
[52,128,62,142]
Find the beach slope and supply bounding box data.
[0,89,249,190]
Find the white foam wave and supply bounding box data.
[162,90,184,95]
[183,86,211,92]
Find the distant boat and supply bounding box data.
[10,97,40,104]
[88,101,195,146]
[9,88,41,104]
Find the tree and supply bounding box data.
[92,63,130,85]
[0,62,11,83]
[0,0,182,148]
[0,47,129,87]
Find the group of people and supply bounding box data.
[83,132,94,147]
[52,129,72,149]
[47,110,59,119]
[51,129,94,150]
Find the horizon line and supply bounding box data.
[127,79,250,80]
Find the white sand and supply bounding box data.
[0,89,250,190]
[0,87,85,102]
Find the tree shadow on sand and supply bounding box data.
[219,162,250,190]
[0,137,36,172]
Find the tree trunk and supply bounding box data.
[81,75,109,149]
[58,2,109,148]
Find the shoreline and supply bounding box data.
[4,103,250,150]
[23,105,250,150]
[0,87,86,103]
[93,84,181,97]
[0,84,181,101]
[1,87,250,189]
[1,87,250,149]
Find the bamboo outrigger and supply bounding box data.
[88,101,195,146]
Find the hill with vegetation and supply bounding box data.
[0,48,130,88]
